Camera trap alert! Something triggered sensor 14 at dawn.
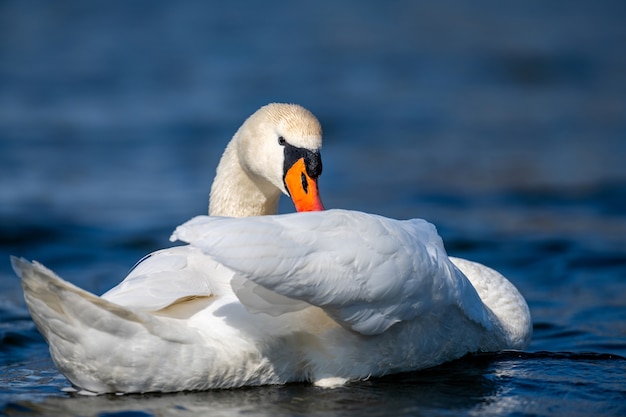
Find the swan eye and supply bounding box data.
[278,136,286,146]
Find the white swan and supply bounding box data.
[11,103,531,394]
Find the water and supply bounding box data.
[1,1,626,416]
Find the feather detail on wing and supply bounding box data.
[171,209,492,335]
[102,245,234,311]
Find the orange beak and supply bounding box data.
[284,157,325,212]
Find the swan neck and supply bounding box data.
[208,139,280,217]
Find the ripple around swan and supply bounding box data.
[1,352,625,417]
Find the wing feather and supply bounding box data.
[102,245,233,311]
[172,209,491,335]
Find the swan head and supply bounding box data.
[235,103,324,212]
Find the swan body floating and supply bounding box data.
[12,103,531,394]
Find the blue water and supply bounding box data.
[1,1,626,416]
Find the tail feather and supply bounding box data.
[10,257,207,393]
[11,257,198,343]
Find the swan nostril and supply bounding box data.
[301,172,309,194]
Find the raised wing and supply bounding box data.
[102,245,234,311]
[172,209,491,335]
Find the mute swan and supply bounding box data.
[12,103,531,394]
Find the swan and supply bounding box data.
[11,103,532,394]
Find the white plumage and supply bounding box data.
[170,210,494,336]
[12,103,531,394]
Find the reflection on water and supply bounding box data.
[4,353,625,417]
[3,355,500,417]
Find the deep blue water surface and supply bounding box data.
[2,1,626,416]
